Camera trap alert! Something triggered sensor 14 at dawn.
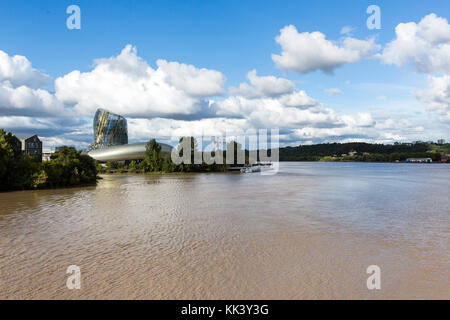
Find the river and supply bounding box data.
[0,162,449,299]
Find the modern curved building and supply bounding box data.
[87,142,173,162]
[86,108,172,162]
[90,108,128,150]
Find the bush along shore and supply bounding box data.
[1,130,98,191]
[0,133,247,191]
[97,138,250,174]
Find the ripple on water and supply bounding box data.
[0,163,449,299]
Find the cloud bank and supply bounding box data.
[379,14,450,122]
[1,13,449,148]
[54,45,226,118]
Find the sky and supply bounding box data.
[0,0,449,150]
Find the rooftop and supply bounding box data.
[14,133,39,140]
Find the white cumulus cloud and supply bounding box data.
[416,75,450,121]
[271,25,380,74]
[381,14,450,74]
[229,69,294,98]
[213,72,343,129]
[380,14,450,121]
[0,50,50,88]
[55,45,226,118]
[128,117,250,142]
[213,95,340,129]
[0,81,64,117]
[155,59,225,97]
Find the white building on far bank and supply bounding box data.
[42,148,54,161]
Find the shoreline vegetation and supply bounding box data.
[1,128,449,191]
[97,137,253,174]
[1,129,97,192]
[279,142,450,163]
[101,140,450,176]
[0,132,256,191]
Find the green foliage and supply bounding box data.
[428,143,450,155]
[319,151,441,162]
[161,155,176,172]
[40,146,97,187]
[0,129,98,191]
[1,129,41,190]
[10,155,41,190]
[97,137,226,174]
[105,161,118,170]
[144,139,163,172]
[279,142,444,162]
[176,136,202,172]
[96,161,107,174]
[128,160,137,172]
[0,129,14,182]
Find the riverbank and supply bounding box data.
[278,141,450,162]
[98,171,234,176]
[0,145,98,192]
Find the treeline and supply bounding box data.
[428,143,450,155]
[320,152,442,163]
[278,142,445,162]
[98,137,250,174]
[0,129,97,191]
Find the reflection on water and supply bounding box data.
[0,163,449,299]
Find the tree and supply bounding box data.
[0,129,42,190]
[161,156,176,172]
[1,129,98,191]
[105,161,118,170]
[176,136,203,172]
[41,146,97,187]
[95,161,106,173]
[128,160,137,172]
[0,129,14,183]
[144,139,162,172]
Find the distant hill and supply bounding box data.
[278,142,447,162]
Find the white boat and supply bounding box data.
[240,162,273,173]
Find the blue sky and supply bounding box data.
[0,0,449,149]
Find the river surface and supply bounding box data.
[0,162,449,299]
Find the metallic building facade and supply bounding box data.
[89,108,128,151]
[87,142,173,162]
[86,108,172,162]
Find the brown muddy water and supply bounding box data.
[0,162,449,299]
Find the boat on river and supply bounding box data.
[240,162,273,173]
